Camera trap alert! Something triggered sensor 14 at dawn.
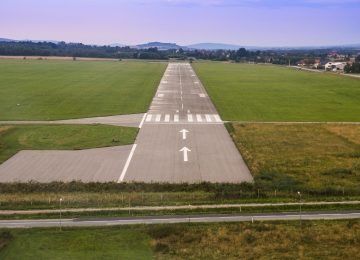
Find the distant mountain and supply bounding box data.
[0,38,15,42]
[136,42,183,50]
[187,43,242,50]
[109,43,126,47]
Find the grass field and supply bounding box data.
[0,220,359,259]
[0,124,137,164]
[193,62,360,122]
[228,123,360,191]
[0,60,166,120]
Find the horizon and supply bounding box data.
[1,0,360,46]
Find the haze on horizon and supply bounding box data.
[1,0,360,47]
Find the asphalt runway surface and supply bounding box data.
[0,211,359,228]
[123,63,253,183]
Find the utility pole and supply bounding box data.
[59,198,63,231]
[298,192,302,227]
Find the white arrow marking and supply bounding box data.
[180,147,191,162]
[179,129,189,140]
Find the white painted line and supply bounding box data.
[155,114,161,122]
[187,110,191,114]
[174,114,179,122]
[196,114,203,122]
[118,144,137,183]
[162,81,168,84]
[194,81,199,84]
[158,94,164,98]
[191,75,196,77]
[139,113,147,128]
[181,104,184,110]
[176,110,179,113]
[199,94,206,98]
[145,114,153,122]
[164,114,170,122]
[179,129,189,140]
[188,114,193,122]
[179,147,191,162]
[214,114,222,122]
[205,114,212,122]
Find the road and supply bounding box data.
[0,211,359,228]
[123,63,253,183]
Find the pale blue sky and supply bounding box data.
[1,0,359,46]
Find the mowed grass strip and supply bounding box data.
[0,60,166,120]
[0,124,137,164]
[228,123,360,190]
[0,220,359,259]
[193,62,360,122]
[0,227,153,259]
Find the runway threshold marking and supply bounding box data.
[205,114,212,122]
[174,114,179,122]
[146,114,152,122]
[118,144,138,183]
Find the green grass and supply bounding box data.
[0,227,153,259]
[0,220,359,259]
[0,124,138,164]
[193,62,360,122]
[229,123,360,191]
[0,60,166,120]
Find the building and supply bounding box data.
[324,62,346,71]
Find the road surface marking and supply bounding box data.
[205,114,212,122]
[162,81,168,84]
[158,94,164,98]
[191,75,196,77]
[194,81,199,84]
[174,114,179,122]
[199,94,206,98]
[155,114,161,122]
[118,144,137,183]
[214,115,222,122]
[145,114,153,122]
[196,114,203,122]
[187,110,191,114]
[139,113,147,128]
[179,129,189,140]
[180,147,191,162]
[188,114,193,122]
[164,114,170,122]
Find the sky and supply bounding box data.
[1,0,360,47]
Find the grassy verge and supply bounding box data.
[193,62,360,122]
[228,123,360,191]
[0,220,359,259]
[0,124,138,164]
[0,59,166,120]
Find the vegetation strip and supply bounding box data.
[0,201,359,215]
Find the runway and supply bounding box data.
[123,63,253,183]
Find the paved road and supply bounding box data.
[0,146,133,182]
[0,113,144,127]
[0,211,359,228]
[123,63,253,183]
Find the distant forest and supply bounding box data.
[0,41,359,69]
